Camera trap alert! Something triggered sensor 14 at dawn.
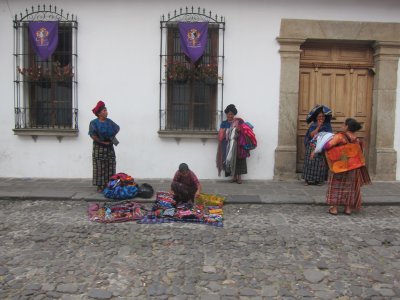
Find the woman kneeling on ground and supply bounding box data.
[170,163,201,208]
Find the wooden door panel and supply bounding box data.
[353,70,370,117]
[299,70,313,115]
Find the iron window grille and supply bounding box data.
[13,5,78,136]
[159,7,225,135]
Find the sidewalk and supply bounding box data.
[1,177,400,205]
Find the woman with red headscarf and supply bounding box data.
[89,100,120,192]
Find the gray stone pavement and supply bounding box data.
[0,201,399,299]
[1,177,400,205]
[1,178,400,299]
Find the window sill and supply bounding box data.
[158,130,217,139]
[13,128,79,142]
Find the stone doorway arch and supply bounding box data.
[274,19,400,181]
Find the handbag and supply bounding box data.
[325,135,365,174]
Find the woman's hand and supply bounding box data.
[310,151,315,159]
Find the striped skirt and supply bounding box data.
[302,143,328,183]
[92,142,116,188]
[326,166,371,209]
[235,158,247,176]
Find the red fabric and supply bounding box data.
[92,100,105,115]
[326,166,371,209]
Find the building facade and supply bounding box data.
[0,0,400,181]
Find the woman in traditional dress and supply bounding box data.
[89,100,120,192]
[216,104,247,184]
[171,163,201,208]
[324,118,371,215]
[302,111,333,185]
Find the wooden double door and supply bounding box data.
[296,42,374,172]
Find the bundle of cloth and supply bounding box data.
[224,119,257,176]
[310,132,334,154]
[102,172,138,200]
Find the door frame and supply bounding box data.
[296,42,374,172]
[274,19,400,181]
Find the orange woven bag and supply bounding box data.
[325,141,365,173]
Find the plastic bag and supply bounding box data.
[137,183,154,198]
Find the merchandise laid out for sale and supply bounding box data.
[137,192,224,227]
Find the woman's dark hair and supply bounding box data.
[224,104,237,115]
[345,118,362,132]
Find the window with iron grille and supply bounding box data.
[159,7,225,137]
[13,5,78,137]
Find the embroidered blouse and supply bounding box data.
[88,118,120,142]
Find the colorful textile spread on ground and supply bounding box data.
[137,192,225,227]
[88,201,147,223]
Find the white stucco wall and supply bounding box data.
[1,0,400,180]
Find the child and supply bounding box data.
[170,163,201,207]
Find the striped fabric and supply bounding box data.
[235,158,247,176]
[326,166,371,209]
[302,144,328,183]
[92,142,116,188]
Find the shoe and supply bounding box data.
[328,206,338,215]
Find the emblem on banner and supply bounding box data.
[187,28,202,47]
[35,27,50,46]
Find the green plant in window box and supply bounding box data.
[194,63,222,85]
[165,61,191,83]
[17,61,74,82]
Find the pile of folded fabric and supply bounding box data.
[102,172,138,200]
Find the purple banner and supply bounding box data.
[28,21,59,60]
[178,22,208,63]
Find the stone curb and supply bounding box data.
[1,195,399,206]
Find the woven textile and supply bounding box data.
[326,166,371,209]
[302,143,328,183]
[137,192,224,227]
[88,201,146,223]
[92,143,116,187]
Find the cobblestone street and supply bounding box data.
[0,200,399,299]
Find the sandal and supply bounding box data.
[328,206,338,215]
[236,179,242,184]
[230,178,237,183]
[344,207,352,215]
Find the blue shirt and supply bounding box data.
[88,118,120,141]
